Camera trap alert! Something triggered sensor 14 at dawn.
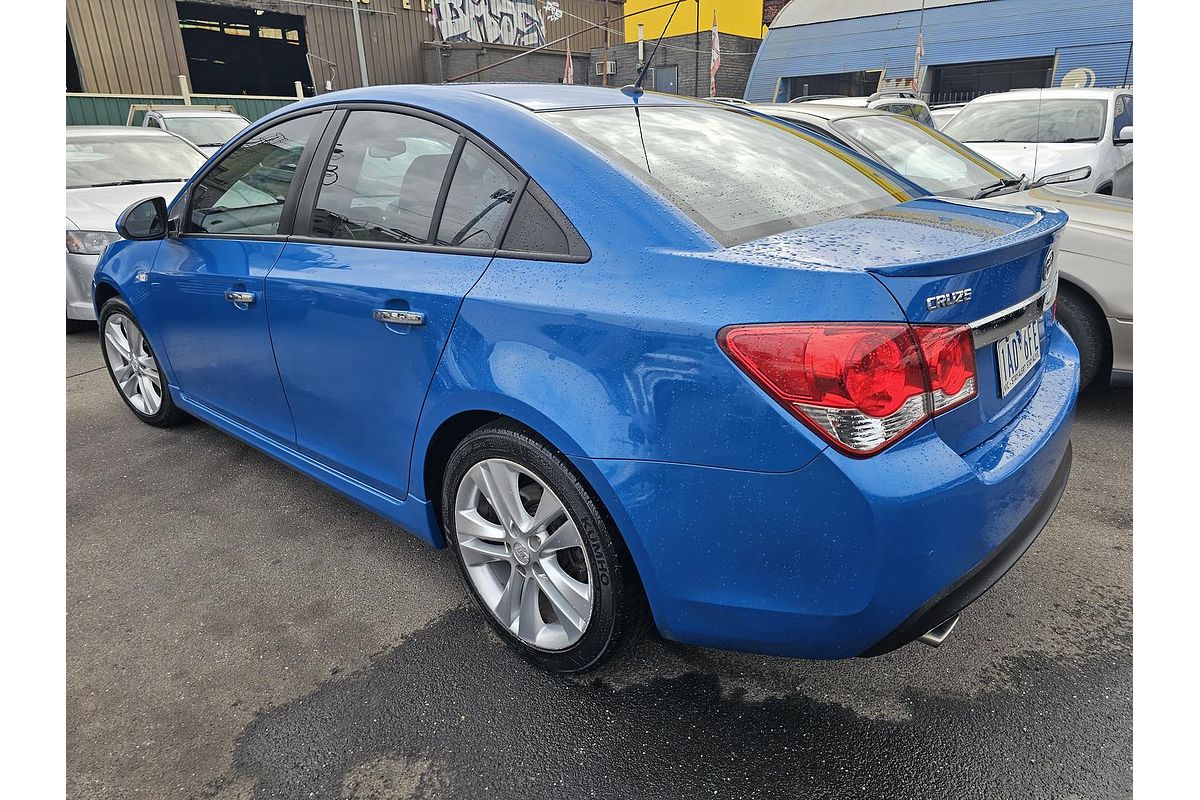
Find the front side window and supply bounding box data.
[832,114,1009,196]
[435,142,520,249]
[942,98,1108,144]
[309,111,458,244]
[1113,95,1133,139]
[544,106,907,245]
[188,114,322,235]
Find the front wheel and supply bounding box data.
[442,423,650,672]
[99,298,188,427]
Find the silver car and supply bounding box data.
[752,103,1132,388]
[66,127,208,330]
[142,108,251,156]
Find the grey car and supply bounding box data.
[66,127,208,330]
[751,103,1132,389]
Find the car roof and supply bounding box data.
[969,87,1128,103]
[66,125,190,139]
[285,82,712,115]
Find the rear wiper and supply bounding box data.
[972,175,1027,199]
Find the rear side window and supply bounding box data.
[188,114,321,235]
[544,107,906,246]
[435,142,520,249]
[503,191,570,255]
[309,110,458,244]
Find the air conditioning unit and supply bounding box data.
[595,61,616,76]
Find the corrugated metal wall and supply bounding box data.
[67,0,190,94]
[66,94,299,126]
[67,0,624,94]
[745,0,1131,101]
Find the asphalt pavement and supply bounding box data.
[66,327,1132,800]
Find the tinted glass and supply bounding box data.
[502,191,570,255]
[66,135,206,189]
[435,142,520,249]
[832,114,1009,195]
[943,98,1108,144]
[310,111,458,244]
[545,107,906,245]
[189,114,321,235]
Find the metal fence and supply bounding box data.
[925,90,1006,106]
[66,92,301,126]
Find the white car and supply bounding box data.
[796,92,936,127]
[755,102,1132,388]
[66,127,208,331]
[143,108,251,156]
[941,87,1133,196]
[929,103,965,130]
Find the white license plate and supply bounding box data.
[996,319,1043,397]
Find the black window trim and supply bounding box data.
[172,106,337,242]
[286,101,590,263]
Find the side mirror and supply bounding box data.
[1031,165,1092,188]
[116,196,168,241]
[1116,125,1133,144]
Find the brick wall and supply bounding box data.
[422,41,592,84]
[587,32,761,98]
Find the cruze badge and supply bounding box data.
[925,288,973,312]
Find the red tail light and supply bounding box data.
[719,322,977,456]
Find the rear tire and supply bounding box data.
[442,422,650,672]
[1055,287,1106,390]
[99,298,188,428]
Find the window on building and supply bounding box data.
[188,114,322,236]
[309,111,459,245]
[786,71,882,100]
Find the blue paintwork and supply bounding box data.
[94,84,1077,658]
[153,237,296,441]
[266,242,495,498]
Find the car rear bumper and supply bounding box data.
[585,322,1080,659]
[67,252,100,321]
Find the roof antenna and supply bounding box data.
[622,0,684,98]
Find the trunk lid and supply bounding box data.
[738,197,1067,454]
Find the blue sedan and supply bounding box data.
[93,85,1078,672]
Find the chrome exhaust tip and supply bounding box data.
[917,614,960,648]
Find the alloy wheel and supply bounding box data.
[104,313,163,416]
[453,458,593,651]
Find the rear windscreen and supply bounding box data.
[544,106,909,246]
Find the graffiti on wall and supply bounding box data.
[431,1,548,47]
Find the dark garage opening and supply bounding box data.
[785,70,882,100]
[67,28,83,92]
[178,2,311,96]
[928,56,1055,104]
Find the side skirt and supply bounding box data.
[175,391,445,548]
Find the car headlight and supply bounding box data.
[65,230,121,255]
